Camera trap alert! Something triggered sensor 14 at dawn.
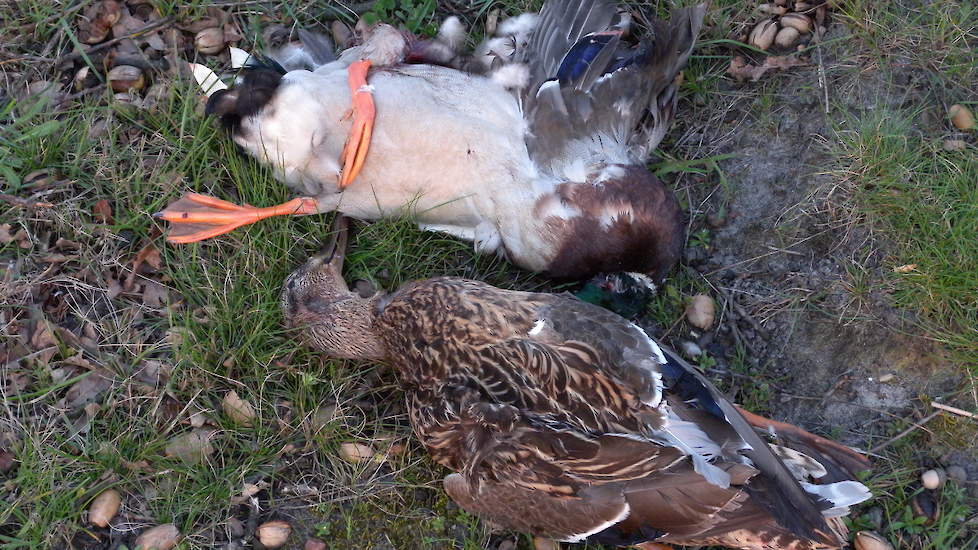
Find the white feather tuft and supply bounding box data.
[770,445,828,480]
[189,63,227,97]
[229,47,252,69]
[801,480,872,518]
[437,16,466,52]
[653,406,729,488]
[490,64,530,90]
[497,13,539,39]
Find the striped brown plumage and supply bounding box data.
[282,228,873,549]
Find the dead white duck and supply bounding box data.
[159,0,704,283]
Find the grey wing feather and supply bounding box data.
[534,293,840,545]
[518,2,706,171]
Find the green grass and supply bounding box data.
[833,111,978,364]
[1,0,976,549]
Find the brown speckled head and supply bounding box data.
[281,217,387,361]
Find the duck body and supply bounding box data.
[283,226,873,550]
[183,0,698,281]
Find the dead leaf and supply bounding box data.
[55,238,81,250]
[231,481,267,505]
[165,429,216,463]
[943,139,966,152]
[13,229,31,249]
[64,367,114,412]
[727,55,807,82]
[222,391,256,426]
[893,264,918,273]
[77,0,123,44]
[141,279,169,308]
[93,200,113,224]
[0,224,12,245]
[29,321,59,366]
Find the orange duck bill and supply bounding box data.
[154,193,319,244]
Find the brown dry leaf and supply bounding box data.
[126,242,163,290]
[77,0,123,44]
[222,391,256,426]
[141,279,169,308]
[0,224,13,245]
[55,237,81,250]
[230,481,267,505]
[893,264,918,273]
[13,229,31,249]
[727,55,807,82]
[93,200,113,224]
[165,429,216,463]
[64,367,114,412]
[29,321,59,366]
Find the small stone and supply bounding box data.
[921,468,945,490]
[911,490,940,524]
[685,294,716,330]
[134,523,180,550]
[88,489,122,527]
[0,450,15,474]
[949,104,975,130]
[775,27,801,48]
[304,538,327,550]
[256,520,291,548]
[194,28,226,55]
[946,465,968,482]
[877,373,894,383]
[853,531,894,550]
[107,65,144,92]
[863,506,883,529]
[679,340,703,358]
[339,442,375,463]
[943,139,966,151]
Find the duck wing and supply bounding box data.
[528,294,850,546]
[381,279,866,546]
[517,1,705,171]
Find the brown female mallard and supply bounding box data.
[282,218,873,550]
[157,0,704,284]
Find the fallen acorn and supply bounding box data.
[88,489,121,528]
[949,104,975,130]
[107,65,145,93]
[853,531,894,550]
[749,19,778,50]
[685,294,716,330]
[194,27,226,55]
[911,490,940,525]
[779,13,813,33]
[304,538,327,550]
[758,3,788,15]
[256,520,291,548]
[921,468,946,490]
[133,523,180,550]
[775,27,801,48]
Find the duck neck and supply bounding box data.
[306,294,387,362]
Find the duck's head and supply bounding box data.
[281,217,387,361]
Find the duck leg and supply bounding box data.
[338,59,374,189]
[154,193,320,244]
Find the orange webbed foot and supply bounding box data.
[339,59,375,189]
[155,193,319,244]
